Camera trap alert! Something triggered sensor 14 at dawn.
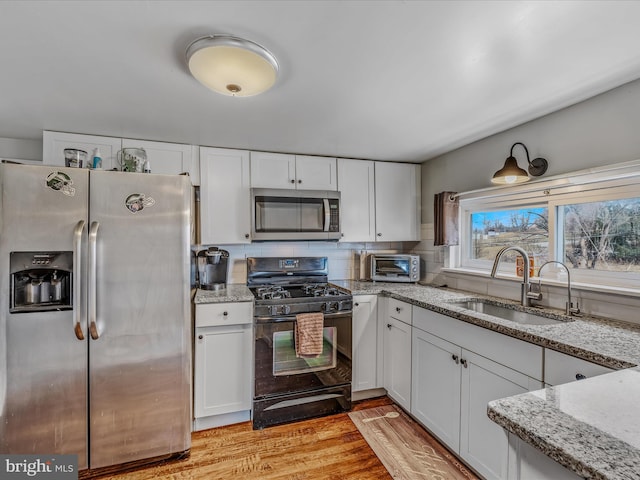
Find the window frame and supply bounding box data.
[455,160,640,291]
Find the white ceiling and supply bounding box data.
[2,0,640,163]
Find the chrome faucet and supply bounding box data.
[490,246,539,307]
[536,261,580,316]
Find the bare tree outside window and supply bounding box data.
[563,198,640,272]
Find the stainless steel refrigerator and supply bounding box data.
[0,162,191,472]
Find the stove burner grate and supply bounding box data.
[255,286,292,300]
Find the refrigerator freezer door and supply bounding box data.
[0,163,89,469]
[88,171,191,468]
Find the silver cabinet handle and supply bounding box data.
[88,221,101,340]
[73,220,86,340]
[460,358,468,368]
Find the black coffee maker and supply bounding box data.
[196,247,229,290]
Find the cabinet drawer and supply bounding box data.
[389,298,412,325]
[196,302,253,327]
[544,349,614,386]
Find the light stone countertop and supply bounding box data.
[193,284,253,304]
[195,279,640,478]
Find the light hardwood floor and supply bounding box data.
[94,397,466,480]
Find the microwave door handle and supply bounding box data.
[323,198,330,232]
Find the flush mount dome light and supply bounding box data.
[186,35,279,97]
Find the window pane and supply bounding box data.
[470,207,549,266]
[563,198,640,272]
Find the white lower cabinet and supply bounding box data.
[544,348,614,386]
[508,434,582,480]
[194,302,253,430]
[411,306,543,480]
[352,295,380,393]
[411,329,461,448]
[383,300,412,411]
[460,350,540,479]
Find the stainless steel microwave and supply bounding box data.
[369,254,420,283]
[251,188,341,241]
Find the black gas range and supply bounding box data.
[247,257,353,429]
[251,283,353,319]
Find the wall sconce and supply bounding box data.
[186,35,279,97]
[491,142,548,185]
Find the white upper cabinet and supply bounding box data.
[294,155,337,190]
[43,131,122,171]
[200,147,251,244]
[250,151,337,190]
[337,158,376,242]
[121,139,199,185]
[374,162,421,242]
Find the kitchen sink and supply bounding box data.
[449,300,572,326]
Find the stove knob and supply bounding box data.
[323,302,333,312]
[268,305,279,316]
[282,305,291,315]
[337,301,344,311]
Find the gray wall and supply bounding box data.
[421,77,640,223]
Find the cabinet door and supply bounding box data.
[411,328,462,451]
[194,323,252,418]
[337,158,376,242]
[352,295,379,392]
[460,350,540,480]
[122,139,197,184]
[250,151,296,188]
[43,130,122,171]
[295,155,337,190]
[200,147,251,244]
[374,162,420,241]
[383,316,412,410]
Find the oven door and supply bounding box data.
[254,312,352,399]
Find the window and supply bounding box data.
[457,161,640,291]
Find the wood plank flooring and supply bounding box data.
[94,397,465,480]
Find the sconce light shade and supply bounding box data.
[186,35,279,97]
[491,156,530,184]
[491,142,548,185]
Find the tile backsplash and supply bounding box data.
[193,241,411,284]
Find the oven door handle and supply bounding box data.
[254,311,352,323]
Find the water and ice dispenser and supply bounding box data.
[10,251,73,313]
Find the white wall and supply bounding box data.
[416,77,640,324]
[0,137,42,162]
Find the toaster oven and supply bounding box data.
[369,254,420,283]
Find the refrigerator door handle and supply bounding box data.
[88,221,101,340]
[73,220,86,340]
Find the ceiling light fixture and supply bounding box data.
[186,35,279,97]
[491,142,548,185]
